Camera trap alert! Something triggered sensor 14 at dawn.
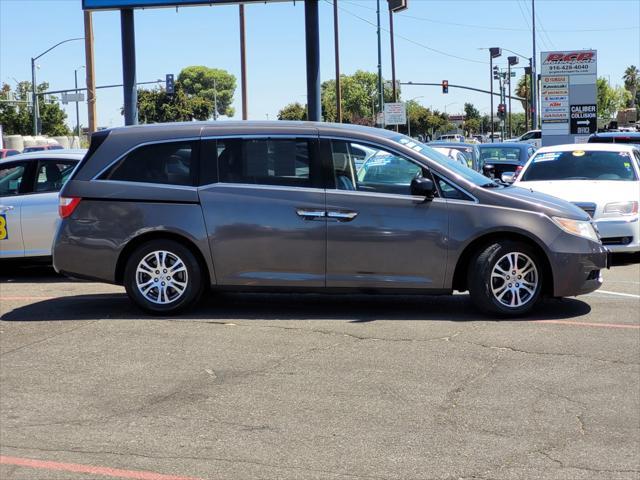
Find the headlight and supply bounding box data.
[603,201,638,216]
[552,216,600,243]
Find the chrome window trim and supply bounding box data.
[90,179,198,191]
[92,136,201,181]
[198,182,323,194]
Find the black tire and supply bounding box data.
[123,239,203,315]
[468,240,543,317]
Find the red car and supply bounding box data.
[0,149,20,158]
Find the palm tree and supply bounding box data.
[623,65,638,107]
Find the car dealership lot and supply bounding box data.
[1,260,639,480]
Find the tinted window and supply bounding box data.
[6,150,19,157]
[0,162,27,196]
[436,177,473,201]
[522,150,638,182]
[34,160,77,192]
[479,147,522,162]
[102,141,197,186]
[217,138,311,187]
[589,134,640,144]
[331,140,425,196]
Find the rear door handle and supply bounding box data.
[327,210,358,222]
[296,209,326,220]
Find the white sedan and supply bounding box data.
[0,150,85,259]
[515,143,640,253]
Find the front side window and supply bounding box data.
[331,140,425,196]
[217,138,312,188]
[521,150,638,182]
[34,160,77,193]
[0,162,27,196]
[101,141,197,186]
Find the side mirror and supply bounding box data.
[483,164,495,178]
[501,172,516,184]
[411,177,436,200]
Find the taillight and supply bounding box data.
[59,196,81,218]
[513,165,523,179]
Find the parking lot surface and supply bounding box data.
[1,259,639,480]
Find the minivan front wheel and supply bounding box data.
[124,239,203,314]
[468,241,543,316]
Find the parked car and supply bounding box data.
[0,149,20,159]
[53,122,608,316]
[510,129,542,148]
[437,134,465,142]
[429,141,481,170]
[430,147,469,167]
[514,143,639,253]
[0,150,84,259]
[22,144,64,153]
[588,131,640,146]
[477,142,537,180]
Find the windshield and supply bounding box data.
[479,147,522,162]
[393,134,491,186]
[521,149,638,181]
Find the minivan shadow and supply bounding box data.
[1,291,591,323]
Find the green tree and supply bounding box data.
[515,75,530,112]
[0,81,70,136]
[321,70,397,124]
[463,102,480,120]
[597,77,632,121]
[177,66,236,118]
[136,85,212,123]
[277,102,307,121]
[623,65,639,108]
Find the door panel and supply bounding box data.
[199,184,326,286]
[21,192,59,257]
[0,196,23,258]
[326,191,448,288]
[325,139,449,289]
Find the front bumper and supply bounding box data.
[548,235,609,298]
[594,215,640,253]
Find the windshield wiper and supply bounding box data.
[480,181,501,188]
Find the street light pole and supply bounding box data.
[30,37,85,135]
[531,0,538,129]
[376,0,384,127]
[74,68,80,137]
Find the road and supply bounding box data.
[1,258,638,480]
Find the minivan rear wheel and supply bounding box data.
[468,241,542,316]
[124,239,203,315]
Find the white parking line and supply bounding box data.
[591,290,640,299]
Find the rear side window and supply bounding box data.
[101,141,197,186]
[217,138,312,187]
[35,160,77,192]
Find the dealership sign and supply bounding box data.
[540,50,597,146]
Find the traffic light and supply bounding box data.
[166,74,175,95]
[442,80,449,94]
[493,66,500,80]
[497,103,506,119]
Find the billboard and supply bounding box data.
[83,0,278,9]
[540,50,597,146]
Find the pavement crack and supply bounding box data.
[0,321,97,357]
[452,339,639,366]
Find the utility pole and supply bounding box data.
[239,4,248,120]
[531,0,538,129]
[74,68,81,137]
[489,47,501,143]
[376,0,384,127]
[507,56,518,138]
[333,0,342,122]
[31,57,38,136]
[213,78,218,120]
[84,10,97,133]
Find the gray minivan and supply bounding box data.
[53,122,609,316]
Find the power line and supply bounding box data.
[327,0,485,65]
[341,0,638,33]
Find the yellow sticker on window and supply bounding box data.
[572,151,585,157]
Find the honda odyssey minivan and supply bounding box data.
[53,122,609,316]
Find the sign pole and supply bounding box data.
[239,4,248,120]
[120,9,137,126]
[84,10,97,133]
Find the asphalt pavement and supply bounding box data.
[0,258,638,480]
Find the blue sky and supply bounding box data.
[1,0,639,129]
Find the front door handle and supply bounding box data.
[296,209,326,220]
[327,210,358,222]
